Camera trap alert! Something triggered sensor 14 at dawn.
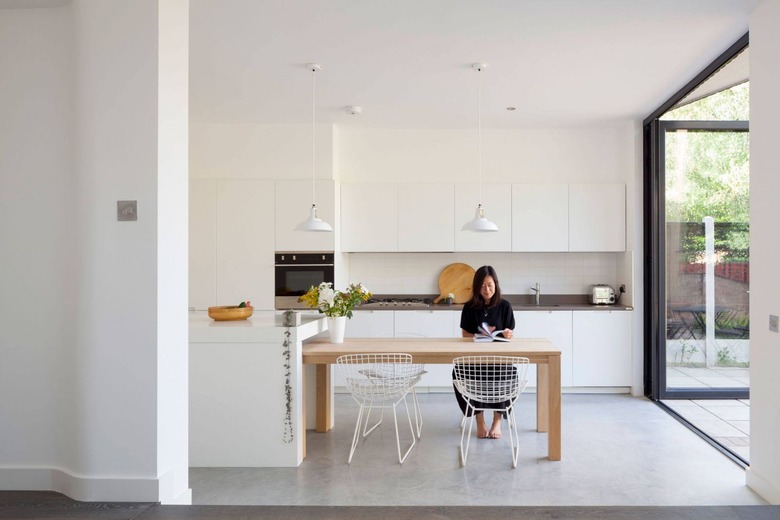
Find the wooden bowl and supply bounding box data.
[208,305,253,321]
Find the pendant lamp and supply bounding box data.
[462,63,498,232]
[296,63,333,232]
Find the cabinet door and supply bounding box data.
[398,183,454,252]
[333,311,396,388]
[215,180,276,310]
[455,183,512,252]
[568,184,626,252]
[512,184,568,252]
[514,311,573,388]
[275,179,335,252]
[341,184,398,252]
[189,180,217,310]
[572,310,632,386]
[395,310,456,388]
[345,310,394,338]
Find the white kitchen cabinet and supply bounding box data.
[190,180,218,310]
[344,310,395,338]
[215,180,276,310]
[275,179,335,252]
[395,310,457,389]
[568,184,626,252]
[572,310,632,386]
[189,179,275,310]
[513,310,573,388]
[341,184,398,252]
[398,183,455,252]
[455,183,512,252]
[512,184,568,252]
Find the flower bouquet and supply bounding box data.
[298,282,372,319]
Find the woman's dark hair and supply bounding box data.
[470,265,502,308]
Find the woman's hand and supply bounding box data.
[502,328,513,339]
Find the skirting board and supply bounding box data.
[747,467,780,505]
[0,467,191,504]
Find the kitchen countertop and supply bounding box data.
[354,294,633,312]
[189,310,327,343]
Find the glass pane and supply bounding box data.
[665,130,749,391]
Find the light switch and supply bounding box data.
[117,200,137,221]
[770,315,778,333]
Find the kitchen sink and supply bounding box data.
[516,303,560,307]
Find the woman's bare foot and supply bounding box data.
[475,413,489,438]
[489,412,502,439]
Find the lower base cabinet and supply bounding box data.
[572,310,632,386]
[514,310,573,388]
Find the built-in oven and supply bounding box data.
[274,252,335,309]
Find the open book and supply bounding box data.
[473,322,511,343]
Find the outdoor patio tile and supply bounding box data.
[660,399,700,410]
[732,445,750,460]
[728,420,750,434]
[665,378,708,388]
[739,399,750,405]
[691,419,745,437]
[706,407,750,421]
[692,399,748,407]
[701,378,748,388]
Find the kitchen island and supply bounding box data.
[189,311,326,467]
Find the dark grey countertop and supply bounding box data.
[357,294,633,312]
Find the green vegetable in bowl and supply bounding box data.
[238,301,246,308]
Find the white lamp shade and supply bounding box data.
[296,205,333,232]
[462,204,499,232]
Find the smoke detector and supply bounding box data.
[346,105,362,115]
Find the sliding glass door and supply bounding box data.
[654,121,749,399]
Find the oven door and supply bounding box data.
[275,264,335,309]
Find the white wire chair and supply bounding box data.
[336,353,421,464]
[453,355,530,468]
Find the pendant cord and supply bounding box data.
[477,66,482,206]
[311,66,316,207]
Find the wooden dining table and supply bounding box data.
[302,337,562,461]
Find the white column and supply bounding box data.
[703,216,715,367]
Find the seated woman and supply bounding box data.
[453,265,515,439]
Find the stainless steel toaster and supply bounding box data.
[589,284,616,304]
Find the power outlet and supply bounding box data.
[770,315,779,333]
[619,284,626,293]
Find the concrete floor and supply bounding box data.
[190,393,766,506]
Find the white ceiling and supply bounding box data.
[189,0,754,129]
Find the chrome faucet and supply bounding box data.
[531,282,541,305]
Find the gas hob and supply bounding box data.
[360,297,433,310]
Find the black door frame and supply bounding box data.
[648,121,749,400]
[643,33,749,401]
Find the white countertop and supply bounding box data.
[189,310,326,343]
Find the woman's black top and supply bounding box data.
[460,298,515,335]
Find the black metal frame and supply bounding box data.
[643,33,750,401]
[650,121,749,400]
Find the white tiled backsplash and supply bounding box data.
[346,252,623,296]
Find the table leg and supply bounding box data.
[315,364,331,433]
[536,363,549,432]
[548,354,561,461]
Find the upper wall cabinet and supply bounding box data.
[398,183,454,252]
[512,184,568,252]
[275,180,335,252]
[341,184,398,252]
[455,183,512,252]
[568,184,625,252]
[190,179,275,310]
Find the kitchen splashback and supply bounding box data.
[347,252,622,296]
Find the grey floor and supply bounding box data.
[190,393,767,507]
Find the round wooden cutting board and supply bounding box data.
[433,263,475,304]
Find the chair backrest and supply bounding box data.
[336,353,416,400]
[452,356,530,404]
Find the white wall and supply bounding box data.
[338,127,628,183]
[0,0,190,504]
[190,122,334,180]
[0,3,75,476]
[746,0,780,504]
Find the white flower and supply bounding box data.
[318,286,335,308]
[448,292,455,299]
